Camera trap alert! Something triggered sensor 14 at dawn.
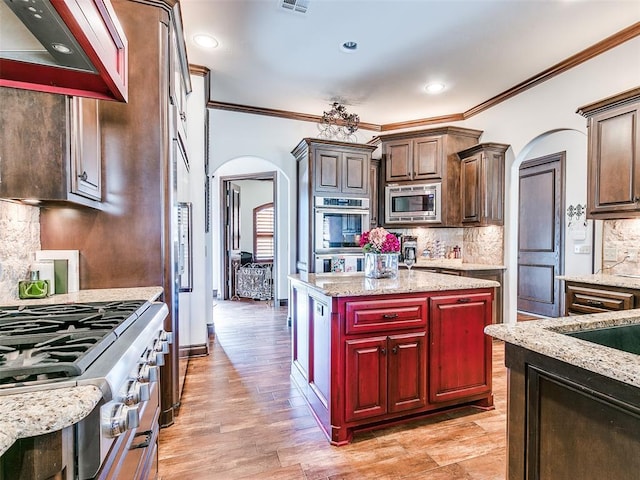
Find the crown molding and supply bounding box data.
[207,101,381,131]
[189,64,210,77]
[463,21,640,119]
[207,22,640,132]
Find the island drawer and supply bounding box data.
[344,298,428,334]
[565,284,635,315]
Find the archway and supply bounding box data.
[211,156,292,303]
[504,128,591,323]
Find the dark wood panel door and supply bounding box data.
[384,139,412,182]
[413,136,442,180]
[588,102,640,217]
[345,336,387,422]
[518,153,564,317]
[461,152,481,223]
[387,332,427,413]
[527,368,640,480]
[342,151,368,194]
[429,292,493,404]
[314,148,341,193]
[70,97,102,201]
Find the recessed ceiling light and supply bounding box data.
[425,82,445,94]
[340,41,358,53]
[193,34,219,49]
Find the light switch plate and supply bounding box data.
[574,244,591,254]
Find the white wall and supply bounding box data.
[179,72,211,346]
[207,36,640,318]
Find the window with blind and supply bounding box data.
[253,202,274,262]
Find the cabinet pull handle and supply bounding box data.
[130,430,153,450]
[380,348,386,356]
[585,299,604,307]
[457,298,471,303]
[78,171,88,182]
[382,313,398,319]
[392,345,398,355]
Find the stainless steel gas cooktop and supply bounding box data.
[0,300,148,390]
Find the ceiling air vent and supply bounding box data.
[280,0,310,14]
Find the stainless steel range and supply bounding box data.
[0,299,170,479]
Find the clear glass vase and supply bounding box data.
[364,252,399,279]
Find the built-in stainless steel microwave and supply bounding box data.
[385,183,441,224]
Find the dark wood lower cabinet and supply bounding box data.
[290,280,494,445]
[505,343,640,480]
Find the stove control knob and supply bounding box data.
[155,338,169,354]
[139,382,150,401]
[144,348,164,367]
[152,349,165,367]
[123,380,148,405]
[160,330,173,344]
[106,403,140,437]
[137,363,159,383]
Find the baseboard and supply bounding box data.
[179,343,209,357]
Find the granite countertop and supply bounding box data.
[0,286,164,457]
[557,273,640,290]
[412,259,506,271]
[0,386,103,455]
[290,270,500,297]
[485,309,640,389]
[0,286,163,306]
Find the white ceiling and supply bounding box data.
[180,0,640,126]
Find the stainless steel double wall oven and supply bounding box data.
[313,196,370,273]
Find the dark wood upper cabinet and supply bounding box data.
[70,96,102,201]
[378,127,483,226]
[293,138,376,198]
[458,143,509,226]
[577,87,640,219]
[0,87,102,208]
[0,0,128,102]
[383,135,443,182]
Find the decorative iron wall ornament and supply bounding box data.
[317,102,360,142]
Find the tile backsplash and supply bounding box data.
[602,219,640,275]
[402,226,504,265]
[0,200,40,302]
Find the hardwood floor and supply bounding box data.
[158,300,507,479]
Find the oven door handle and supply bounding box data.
[130,430,153,450]
[314,208,370,215]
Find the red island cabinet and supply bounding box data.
[289,275,495,445]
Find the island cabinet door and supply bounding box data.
[387,332,427,414]
[428,292,493,403]
[345,336,388,422]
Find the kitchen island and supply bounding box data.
[485,308,640,480]
[289,270,499,445]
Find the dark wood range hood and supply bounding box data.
[0,0,128,102]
